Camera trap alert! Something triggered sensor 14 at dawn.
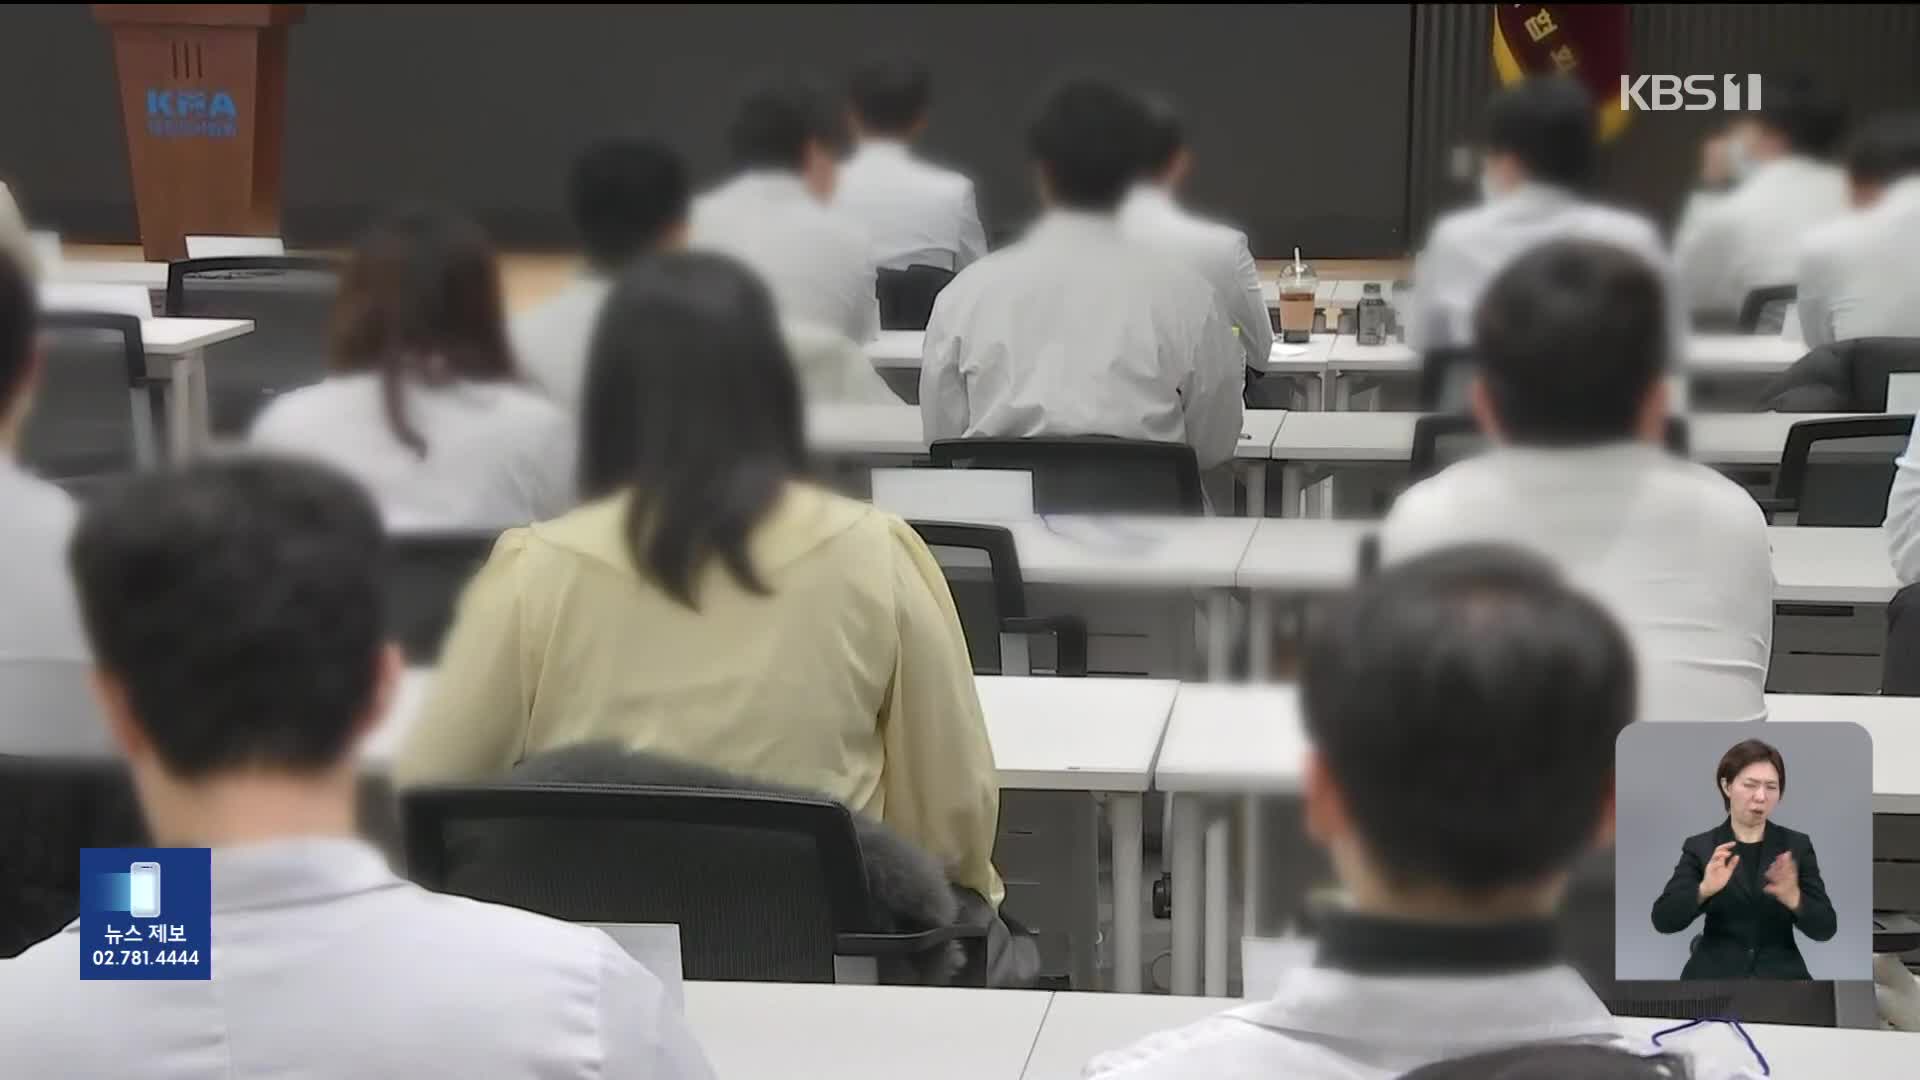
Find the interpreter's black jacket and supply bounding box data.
[1650,818,1836,980]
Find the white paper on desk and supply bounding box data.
[1241,935,1315,1001]
[30,230,61,270]
[1780,301,1803,343]
[588,923,685,1007]
[1270,344,1311,358]
[185,235,287,259]
[38,282,153,319]
[1888,373,1920,416]
[872,468,1035,522]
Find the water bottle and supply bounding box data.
[1355,282,1389,346]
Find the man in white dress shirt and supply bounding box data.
[1384,240,1773,724]
[1120,96,1273,376]
[691,77,880,344]
[0,458,713,1080]
[920,80,1242,469]
[1675,78,1850,323]
[513,138,689,414]
[1797,113,1920,349]
[1408,76,1683,363]
[835,60,987,274]
[1088,549,1761,1080]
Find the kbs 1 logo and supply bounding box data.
[145,89,239,138]
[1619,74,1763,113]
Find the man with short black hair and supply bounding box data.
[1384,240,1773,724]
[692,76,880,344]
[0,457,713,1079]
[1120,95,1273,375]
[1676,76,1850,321]
[836,60,986,273]
[0,252,86,675]
[1796,112,1920,349]
[1409,76,1679,358]
[920,80,1241,469]
[1088,547,1762,1078]
[513,137,690,412]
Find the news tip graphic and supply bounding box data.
[79,848,212,980]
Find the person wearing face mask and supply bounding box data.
[690,76,882,345]
[1673,78,1850,325]
[1650,738,1837,980]
[1406,77,1685,367]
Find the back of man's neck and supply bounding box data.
[143,771,359,848]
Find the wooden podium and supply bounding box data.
[93,5,304,260]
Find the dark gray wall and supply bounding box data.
[8,4,1920,257]
[0,3,1412,255]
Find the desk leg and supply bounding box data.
[1109,793,1144,994]
[1315,370,1332,412]
[1241,794,1264,942]
[167,349,208,464]
[1206,591,1231,682]
[1248,591,1273,682]
[1245,461,1266,518]
[1280,464,1302,518]
[1333,373,1353,411]
[1204,810,1231,996]
[1170,795,1206,995]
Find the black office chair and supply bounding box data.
[1408,414,1692,483]
[163,255,341,436]
[383,531,499,662]
[1765,414,1912,526]
[929,437,1205,515]
[0,755,146,958]
[1761,337,1920,412]
[401,783,983,984]
[876,265,956,331]
[1883,584,1920,695]
[1738,284,1797,335]
[909,521,1087,676]
[22,312,163,493]
[1416,346,1476,411]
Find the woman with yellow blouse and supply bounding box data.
[395,252,1002,905]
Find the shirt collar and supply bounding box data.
[1026,207,1124,245]
[721,170,816,205]
[1313,909,1562,976]
[1125,183,1178,212]
[209,836,405,914]
[855,137,912,159]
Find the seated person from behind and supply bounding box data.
[249,207,574,530]
[0,457,711,1079]
[0,253,87,675]
[1675,77,1849,324]
[691,76,880,344]
[513,137,691,414]
[1408,76,1682,363]
[394,252,1003,907]
[920,80,1241,469]
[1382,240,1773,724]
[1120,94,1274,376]
[1797,112,1920,348]
[1088,547,1758,1079]
[835,59,987,274]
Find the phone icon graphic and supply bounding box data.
[128,862,162,919]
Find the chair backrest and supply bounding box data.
[1884,583,1920,696]
[909,521,1026,675]
[876,265,956,331]
[402,782,879,983]
[1417,345,1476,411]
[22,312,158,484]
[1409,414,1691,483]
[0,754,146,958]
[1841,337,1920,412]
[384,531,499,662]
[0,660,108,758]
[1775,414,1913,527]
[164,255,341,436]
[1738,284,1797,334]
[929,437,1204,515]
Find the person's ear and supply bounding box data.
[1591,780,1617,850]
[1303,751,1347,848]
[90,668,152,764]
[659,220,691,253]
[1851,180,1883,210]
[1167,147,1195,192]
[1635,377,1671,443]
[908,115,931,141]
[346,643,407,752]
[1034,166,1056,207]
[1467,374,1504,441]
[802,142,838,201]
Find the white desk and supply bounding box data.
[374,670,1179,992]
[1770,528,1900,604]
[683,981,1052,1080]
[46,259,170,290]
[1022,990,1918,1079]
[1764,694,1920,814]
[866,330,926,370]
[140,318,255,461]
